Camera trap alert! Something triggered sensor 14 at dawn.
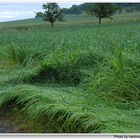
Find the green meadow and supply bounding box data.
[0,12,140,133]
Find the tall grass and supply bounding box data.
[0,21,140,133]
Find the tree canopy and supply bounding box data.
[35,12,44,18]
[42,3,64,27]
[87,3,118,24]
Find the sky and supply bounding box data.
[0,2,82,22]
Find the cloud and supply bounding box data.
[0,15,15,19]
[0,3,41,21]
[0,11,34,15]
[0,11,34,19]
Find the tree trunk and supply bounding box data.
[99,17,102,24]
[51,22,54,27]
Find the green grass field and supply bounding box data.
[0,12,140,133]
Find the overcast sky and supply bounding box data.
[0,2,82,22]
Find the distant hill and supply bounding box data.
[62,3,140,14]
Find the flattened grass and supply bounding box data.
[0,19,140,133]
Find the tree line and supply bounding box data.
[36,3,140,27]
[62,3,140,15]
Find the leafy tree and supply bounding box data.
[62,8,70,14]
[42,3,64,27]
[35,12,44,18]
[69,5,81,14]
[63,3,95,15]
[87,3,118,24]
